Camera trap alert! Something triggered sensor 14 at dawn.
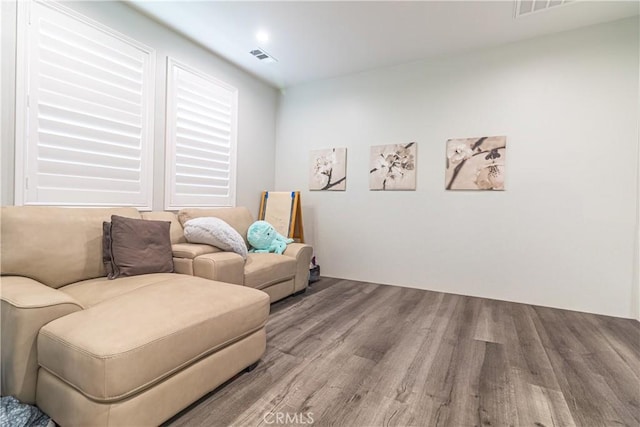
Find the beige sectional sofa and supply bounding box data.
[0,205,312,426]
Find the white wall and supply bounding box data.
[1,0,278,214]
[1,1,18,208]
[636,66,640,320]
[275,18,639,318]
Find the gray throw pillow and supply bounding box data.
[183,217,248,259]
[104,215,174,279]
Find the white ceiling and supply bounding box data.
[128,1,639,89]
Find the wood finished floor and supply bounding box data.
[165,278,640,427]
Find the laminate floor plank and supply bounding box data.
[504,305,563,392]
[165,279,640,427]
[477,342,517,427]
[473,299,507,344]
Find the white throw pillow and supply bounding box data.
[183,217,248,259]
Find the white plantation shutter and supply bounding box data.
[15,1,155,208]
[165,58,238,209]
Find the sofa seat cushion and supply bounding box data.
[37,276,270,402]
[59,273,179,308]
[244,253,296,290]
[172,243,220,259]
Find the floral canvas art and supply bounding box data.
[369,143,416,190]
[309,148,347,191]
[445,136,506,190]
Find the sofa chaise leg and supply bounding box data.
[245,361,259,372]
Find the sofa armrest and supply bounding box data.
[283,243,313,292]
[172,243,220,260]
[193,252,245,285]
[1,276,83,404]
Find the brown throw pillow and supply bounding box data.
[104,215,174,279]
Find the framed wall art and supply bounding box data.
[445,136,506,191]
[309,148,347,191]
[369,142,417,191]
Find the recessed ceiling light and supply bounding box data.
[256,30,269,44]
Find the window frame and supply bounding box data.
[164,57,238,210]
[14,0,156,209]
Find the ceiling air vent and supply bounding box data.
[250,48,277,64]
[514,0,574,18]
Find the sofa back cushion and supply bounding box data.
[178,207,255,244]
[141,211,186,244]
[1,206,141,288]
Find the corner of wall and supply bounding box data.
[1,0,17,206]
[635,43,640,321]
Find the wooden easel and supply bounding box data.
[258,191,305,243]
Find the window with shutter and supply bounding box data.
[165,58,238,210]
[15,1,155,208]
